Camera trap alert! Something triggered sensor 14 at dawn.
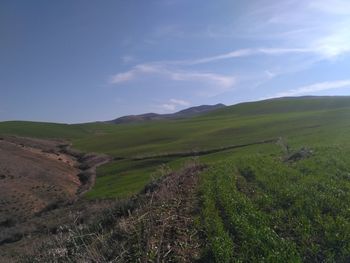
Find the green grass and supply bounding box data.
[85,158,174,198]
[0,121,89,139]
[200,144,350,262]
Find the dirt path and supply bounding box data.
[117,162,206,262]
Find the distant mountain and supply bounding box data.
[107,103,226,124]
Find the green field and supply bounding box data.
[200,145,350,262]
[2,96,350,261]
[2,96,350,200]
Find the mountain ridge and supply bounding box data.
[106,103,226,124]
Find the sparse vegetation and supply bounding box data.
[20,162,205,262]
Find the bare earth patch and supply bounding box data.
[0,136,111,261]
[0,137,80,224]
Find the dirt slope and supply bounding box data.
[0,136,111,260]
[0,137,80,224]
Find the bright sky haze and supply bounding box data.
[1,0,350,123]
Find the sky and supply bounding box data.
[1,0,350,123]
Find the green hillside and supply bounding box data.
[2,96,350,199]
[3,96,350,261]
[2,96,350,156]
[206,96,350,116]
[72,96,350,156]
[0,121,89,139]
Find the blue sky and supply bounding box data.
[1,0,350,123]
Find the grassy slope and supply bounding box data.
[3,96,350,155]
[2,96,350,199]
[2,96,350,261]
[72,96,350,156]
[76,96,350,200]
[0,121,88,139]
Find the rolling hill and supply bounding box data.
[2,96,350,261]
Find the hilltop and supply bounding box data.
[106,103,226,124]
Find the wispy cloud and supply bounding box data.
[110,63,236,92]
[111,70,137,83]
[273,80,350,97]
[217,0,350,59]
[181,47,311,65]
[170,71,236,89]
[287,1,350,58]
[111,45,311,90]
[312,26,350,58]
[111,45,315,99]
[309,0,350,15]
[159,103,176,111]
[111,0,350,103]
[169,98,190,106]
[157,98,191,112]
